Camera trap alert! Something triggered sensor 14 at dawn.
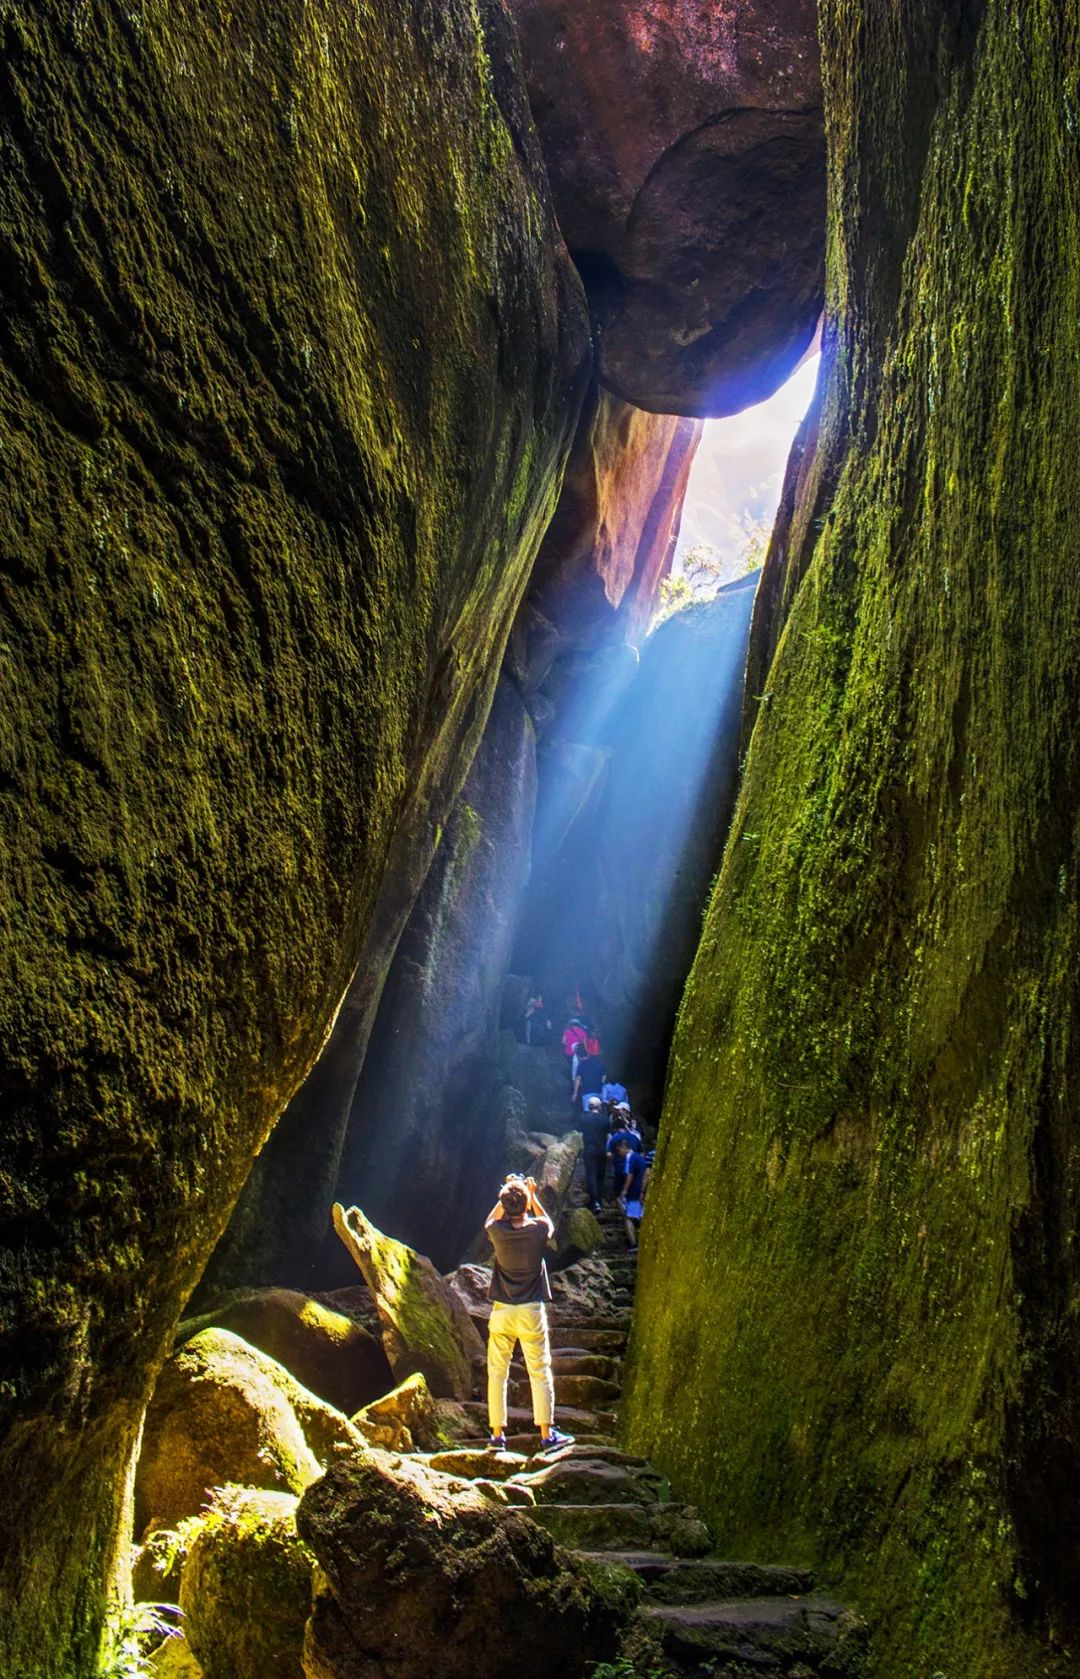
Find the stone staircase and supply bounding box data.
[426,1188,866,1678]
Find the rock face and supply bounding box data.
[180,1488,313,1679]
[332,1204,484,1399]
[625,7,1080,1678]
[514,578,760,1112]
[524,384,703,644]
[297,1453,616,1679]
[508,0,825,413]
[0,0,587,1667]
[337,677,538,1271]
[237,386,699,1282]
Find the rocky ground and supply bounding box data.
[138,1130,864,1679]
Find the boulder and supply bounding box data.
[297,1453,619,1679]
[332,1205,483,1400]
[176,1288,393,1415]
[135,1329,363,1534]
[551,1256,617,1317]
[150,1637,204,1677]
[553,1206,603,1267]
[180,1488,313,1679]
[351,1373,441,1454]
[508,0,824,414]
[443,1263,494,1331]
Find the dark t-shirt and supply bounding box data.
[608,1126,642,1155]
[487,1218,553,1304]
[579,1110,609,1150]
[574,1052,603,1091]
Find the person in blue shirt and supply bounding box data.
[600,1077,628,1110]
[613,1137,649,1249]
[607,1103,642,1197]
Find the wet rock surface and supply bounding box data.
[508,0,825,413]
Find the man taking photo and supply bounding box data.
[484,1174,575,1453]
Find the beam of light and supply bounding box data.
[674,351,821,586]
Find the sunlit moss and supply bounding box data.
[625,5,1080,1677]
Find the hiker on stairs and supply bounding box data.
[484,1174,575,1453]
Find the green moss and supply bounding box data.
[180,1487,313,1679]
[0,0,587,1668]
[625,5,1080,1678]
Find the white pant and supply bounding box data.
[487,1301,554,1434]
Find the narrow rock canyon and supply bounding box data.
[1,3,1077,1679]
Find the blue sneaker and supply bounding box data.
[539,1428,574,1451]
[488,1433,506,1451]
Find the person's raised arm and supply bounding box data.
[484,1197,506,1231]
[526,1178,554,1238]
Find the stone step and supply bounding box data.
[643,1595,864,1672]
[548,1310,630,1329]
[461,1401,612,1437]
[577,1552,815,1604]
[526,1501,710,1556]
[508,1373,621,1410]
[458,1432,614,1454]
[518,1456,663,1507]
[548,1328,626,1351]
[509,1353,620,1381]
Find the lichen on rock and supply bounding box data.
[332,1203,484,1399]
[624,5,1080,1677]
[0,0,588,1665]
[180,1487,314,1679]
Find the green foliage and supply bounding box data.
[588,1661,676,1679]
[98,1602,181,1679]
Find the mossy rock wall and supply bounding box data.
[0,0,587,1671]
[624,5,1080,1677]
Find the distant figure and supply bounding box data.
[613,1137,649,1249]
[561,1017,589,1060]
[600,1076,628,1112]
[608,1103,642,1197]
[572,1044,604,1111]
[579,1096,608,1213]
[519,991,552,1046]
[484,1175,574,1452]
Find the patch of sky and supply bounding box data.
[672,350,821,592]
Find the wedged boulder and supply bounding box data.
[351,1373,441,1454]
[135,1329,364,1533]
[297,1453,619,1679]
[176,1288,393,1415]
[508,0,824,414]
[332,1204,483,1400]
[180,1487,313,1679]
